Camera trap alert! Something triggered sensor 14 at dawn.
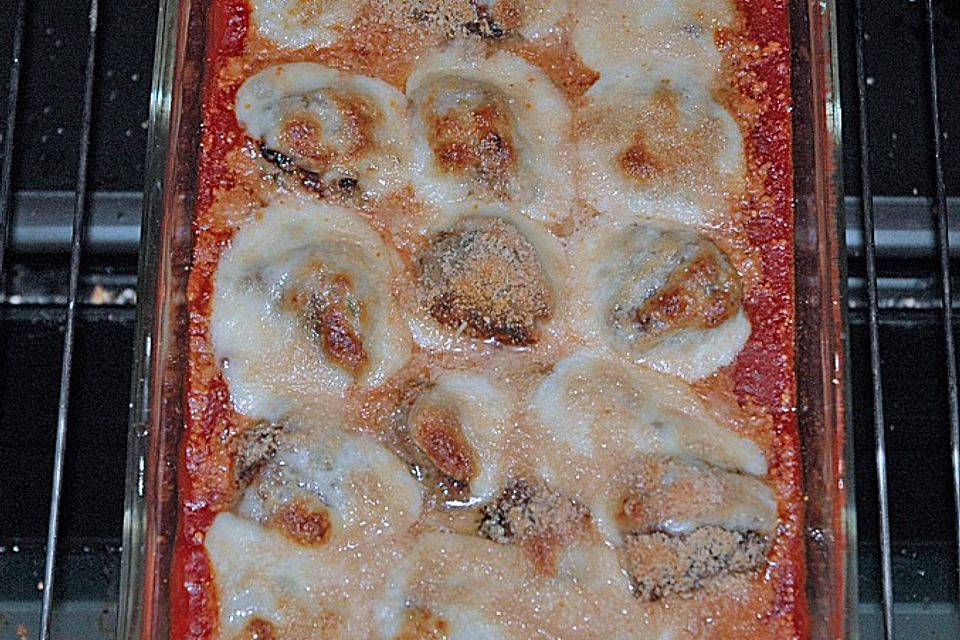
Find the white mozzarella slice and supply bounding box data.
[211,197,411,423]
[237,428,422,545]
[641,310,750,380]
[409,206,569,351]
[251,0,361,49]
[526,350,767,541]
[206,512,406,640]
[406,43,575,224]
[578,68,744,225]
[568,216,750,380]
[572,0,735,81]
[235,63,413,196]
[385,532,640,640]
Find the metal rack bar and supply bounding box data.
[924,0,960,607]
[853,0,895,638]
[0,0,27,297]
[38,1,100,638]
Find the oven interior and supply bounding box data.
[1,0,959,638]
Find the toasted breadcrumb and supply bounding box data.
[420,217,553,345]
[622,526,768,601]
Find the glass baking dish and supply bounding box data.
[117,1,853,638]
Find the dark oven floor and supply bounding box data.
[2,0,960,638]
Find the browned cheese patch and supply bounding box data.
[394,608,451,640]
[410,402,479,484]
[281,263,368,375]
[608,226,743,352]
[238,617,279,640]
[273,91,379,175]
[425,86,518,199]
[269,499,334,547]
[479,479,592,575]
[621,526,768,601]
[633,237,741,338]
[420,217,553,345]
[615,84,726,191]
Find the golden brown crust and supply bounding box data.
[269,500,334,547]
[410,403,479,484]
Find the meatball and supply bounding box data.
[231,420,283,487]
[608,224,741,352]
[420,216,554,345]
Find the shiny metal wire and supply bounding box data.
[0,0,27,299]
[853,0,895,637]
[924,0,960,613]
[39,0,100,638]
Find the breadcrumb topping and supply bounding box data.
[621,526,768,601]
[479,479,591,574]
[420,217,553,345]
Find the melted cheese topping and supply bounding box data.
[211,196,411,422]
[578,68,744,225]
[235,64,413,196]
[382,532,642,639]
[207,512,407,639]
[251,0,362,49]
[568,216,750,380]
[571,0,735,81]
[406,42,575,224]
[527,350,767,542]
[237,428,422,545]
